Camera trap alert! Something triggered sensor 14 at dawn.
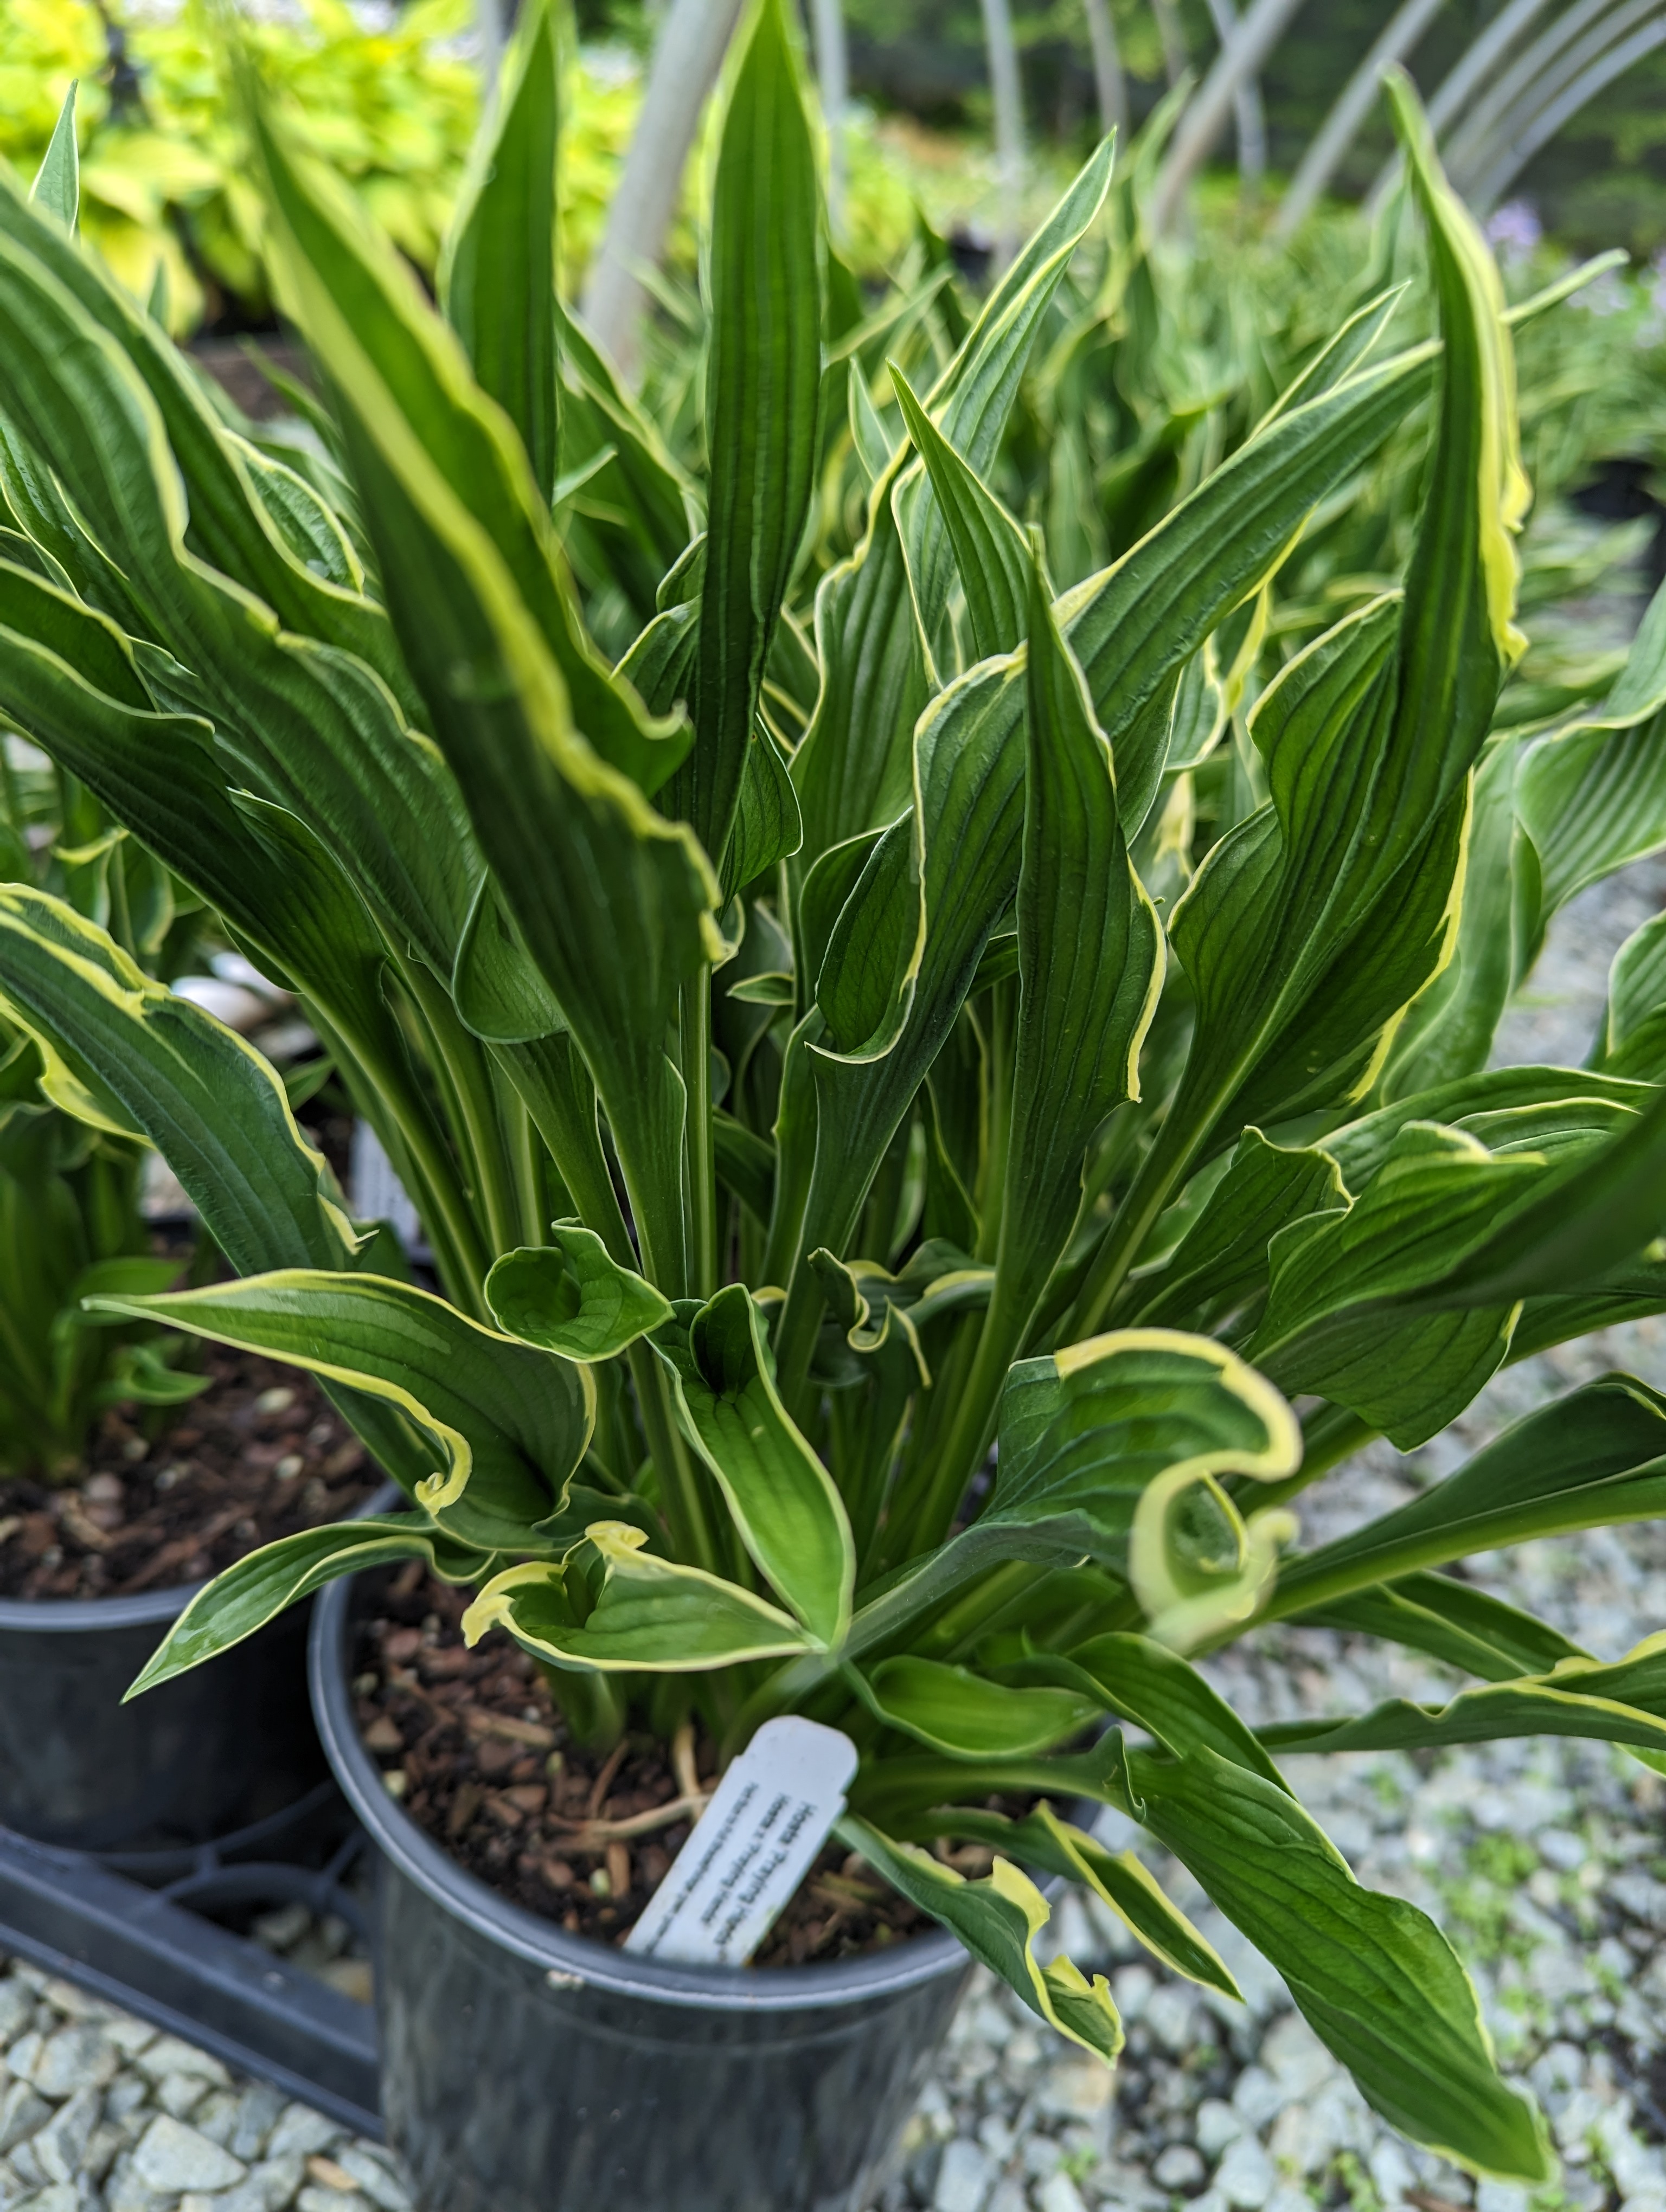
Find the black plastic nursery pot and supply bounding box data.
[311,1571,974,2212]
[0,1580,328,1850]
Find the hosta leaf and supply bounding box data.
[653,1284,854,1647]
[835,1331,1302,1662]
[452,872,567,1044]
[1030,1631,1289,1791]
[0,553,149,709]
[256,104,684,808]
[1129,1745,1550,2178]
[919,1802,1241,1996]
[848,365,895,486]
[860,1656,1099,1757]
[1267,1375,1666,1621]
[671,0,821,871]
[777,348,1441,1379]
[1250,1122,1545,1444]
[0,217,477,974]
[129,1515,488,1696]
[485,1229,672,1361]
[1290,1571,1583,1683]
[92,1272,593,1554]
[492,1031,639,1266]
[792,141,1114,861]
[1379,733,1523,1096]
[1428,1081,1666,1307]
[811,812,921,1063]
[555,297,697,613]
[0,888,356,1275]
[1077,96,1523,1327]
[1131,1130,1345,1330]
[1516,575,1666,928]
[0,887,440,1489]
[463,1522,811,1670]
[989,546,1162,1357]
[1593,911,1666,1084]
[1221,790,1469,1139]
[1252,1076,1666,1447]
[0,618,435,1172]
[0,160,407,705]
[616,597,699,719]
[251,99,719,1287]
[227,433,362,593]
[438,0,560,499]
[1595,911,1666,1082]
[987,1330,1299,1646]
[726,719,804,898]
[894,139,1116,655]
[713,1110,776,1223]
[1259,282,1408,426]
[889,368,1028,661]
[1322,1065,1650,1194]
[30,85,78,232]
[837,1813,1123,2065]
[1261,1634,1666,1758]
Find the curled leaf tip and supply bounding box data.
[587,1518,651,1560]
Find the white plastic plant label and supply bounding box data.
[624,1716,859,1966]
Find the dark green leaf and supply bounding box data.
[1131,1744,1550,2178]
[673,0,821,870]
[439,0,561,498]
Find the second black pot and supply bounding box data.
[311,1571,973,2212]
[0,1581,328,1851]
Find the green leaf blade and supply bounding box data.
[439,0,561,499]
[655,1284,854,1647]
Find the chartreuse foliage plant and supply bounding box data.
[7,2,1666,2171]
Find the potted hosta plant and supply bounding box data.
[3,5,1666,2204]
[0,107,385,1850]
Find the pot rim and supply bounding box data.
[309,1567,972,2014]
[0,1581,200,1632]
[0,1469,395,1634]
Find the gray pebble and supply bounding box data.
[32,2088,100,2184]
[7,2034,43,2084]
[134,2037,232,2088]
[1213,2135,1277,2210]
[105,2149,177,2212]
[229,2084,287,2165]
[0,2080,50,2155]
[0,1985,34,2047]
[1227,2067,1282,2130]
[334,2146,412,2212]
[131,2113,248,2194]
[1111,1964,1155,2023]
[191,2089,246,2149]
[266,2105,342,2162]
[31,2028,117,2102]
[1195,2100,1244,2158]
[226,2150,308,2211]
[932,2137,995,2212]
[157,2070,211,2120]
[1154,2143,1206,2189]
[1144,1986,1199,2055]
[104,2076,150,2126]
[11,2184,79,2212]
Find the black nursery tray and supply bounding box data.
[0,1782,382,2137]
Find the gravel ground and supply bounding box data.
[4,878,1664,2212]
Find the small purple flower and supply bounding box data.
[1485,199,1541,266]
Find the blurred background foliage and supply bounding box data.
[5,0,1663,342]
